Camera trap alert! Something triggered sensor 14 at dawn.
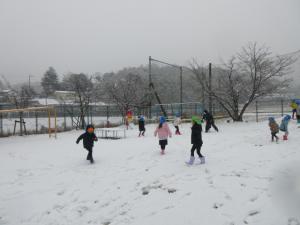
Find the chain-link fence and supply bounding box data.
[0,98,294,137]
[243,98,292,122]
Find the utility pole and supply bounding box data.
[29,75,31,89]
[180,66,183,115]
[148,56,152,118]
[208,63,212,114]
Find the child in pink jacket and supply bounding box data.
[154,116,172,155]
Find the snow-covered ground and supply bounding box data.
[0,119,299,225]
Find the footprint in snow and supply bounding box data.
[57,190,65,196]
[243,210,260,224]
[249,196,258,202]
[213,202,224,209]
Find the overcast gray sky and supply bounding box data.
[0,0,299,83]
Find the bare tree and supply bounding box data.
[62,73,93,129]
[191,43,297,121]
[104,73,147,117]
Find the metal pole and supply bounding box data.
[208,63,212,114]
[149,56,152,119]
[54,108,57,138]
[0,112,3,137]
[63,104,66,130]
[180,66,183,115]
[35,111,38,134]
[255,101,258,122]
[106,105,109,127]
[19,112,23,136]
[281,99,284,117]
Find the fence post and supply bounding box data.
[255,101,258,122]
[19,112,23,136]
[71,105,74,128]
[63,104,66,131]
[35,111,38,134]
[0,113,3,137]
[281,99,284,117]
[106,105,109,128]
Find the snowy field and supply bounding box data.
[0,119,300,225]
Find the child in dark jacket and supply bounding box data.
[186,116,205,165]
[268,117,279,142]
[76,124,98,164]
[203,110,219,132]
[138,116,146,137]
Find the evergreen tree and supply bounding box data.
[41,67,59,97]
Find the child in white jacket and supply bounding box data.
[173,113,182,135]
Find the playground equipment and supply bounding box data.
[0,106,57,138]
[95,128,126,139]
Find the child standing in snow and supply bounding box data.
[173,113,182,135]
[268,117,279,143]
[297,103,300,125]
[138,115,146,137]
[279,115,291,141]
[186,116,205,165]
[291,100,298,120]
[76,124,98,164]
[154,116,172,155]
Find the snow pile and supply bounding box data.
[0,120,299,225]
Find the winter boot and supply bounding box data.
[186,156,195,165]
[161,149,165,155]
[283,135,288,141]
[200,156,205,164]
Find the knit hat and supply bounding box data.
[175,112,181,117]
[268,117,275,122]
[159,116,166,124]
[283,115,291,121]
[192,116,202,125]
[86,124,95,132]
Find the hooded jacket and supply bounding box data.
[76,125,98,149]
[191,123,203,145]
[269,121,279,133]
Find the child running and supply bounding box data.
[279,115,291,141]
[173,113,182,135]
[186,116,205,165]
[154,116,172,155]
[203,110,219,132]
[138,115,146,137]
[76,124,98,164]
[268,117,279,143]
